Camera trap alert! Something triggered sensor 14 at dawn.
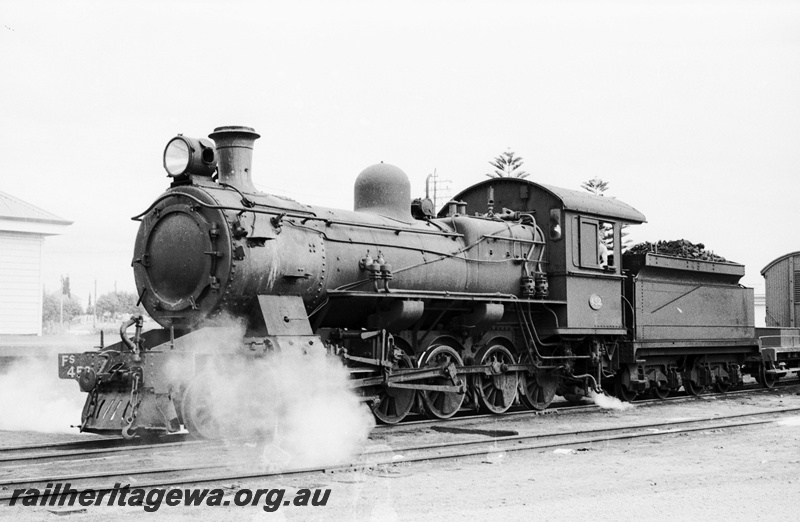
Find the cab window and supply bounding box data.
[579,217,615,269]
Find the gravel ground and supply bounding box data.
[2,389,799,521]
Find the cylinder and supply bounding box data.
[208,126,261,193]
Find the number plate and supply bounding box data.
[58,353,103,380]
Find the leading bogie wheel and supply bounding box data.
[181,371,276,440]
[418,345,466,419]
[181,378,224,439]
[683,379,703,396]
[473,344,518,414]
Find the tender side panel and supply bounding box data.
[625,253,755,346]
[634,279,755,341]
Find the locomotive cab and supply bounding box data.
[446,178,646,339]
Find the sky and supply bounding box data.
[2,0,799,305]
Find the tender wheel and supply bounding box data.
[473,345,518,414]
[650,385,669,399]
[418,345,466,419]
[713,380,731,393]
[614,370,637,402]
[181,378,223,439]
[614,381,637,402]
[683,379,703,396]
[372,353,416,425]
[519,355,557,411]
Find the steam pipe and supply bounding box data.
[120,315,144,362]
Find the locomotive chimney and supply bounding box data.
[208,126,261,193]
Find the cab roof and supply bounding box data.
[446,178,647,223]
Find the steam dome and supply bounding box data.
[353,163,412,222]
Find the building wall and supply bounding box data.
[0,231,43,335]
[754,293,766,328]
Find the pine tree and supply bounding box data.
[581,177,609,195]
[579,177,631,251]
[485,150,529,179]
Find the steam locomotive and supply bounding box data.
[59,125,800,439]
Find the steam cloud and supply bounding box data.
[0,314,375,471]
[0,356,85,433]
[589,390,635,411]
[168,317,375,470]
[264,348,376,468]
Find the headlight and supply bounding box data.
[163,135,217,177]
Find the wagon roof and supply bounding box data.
[761,251,800,276]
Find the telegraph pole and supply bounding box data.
[426,169,452,213]
[59,274,64,331]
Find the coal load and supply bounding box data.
[625,239,731,263]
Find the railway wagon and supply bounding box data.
[56,126,792,439]
[762,251,800,328]
[757,252,800,385]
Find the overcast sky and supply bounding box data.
[2,0,799,305]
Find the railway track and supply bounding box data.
[1,381,797,463]
[1,384,799,502]
[4,379,794,460]
[0,434,194,464]
[2,406,798,502]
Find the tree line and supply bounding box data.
[42,289,146,330]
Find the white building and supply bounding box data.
[754,293,766,328]
[0,192,71,335]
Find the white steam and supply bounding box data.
[267,348,376,467]
[589,390,635,411]
[168,318,375,470]
[193,350,375,469]
[0,357,85,433]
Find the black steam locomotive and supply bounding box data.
[59,126,800,438]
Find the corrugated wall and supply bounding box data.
[0,232,43,335]
[764,255,792,327]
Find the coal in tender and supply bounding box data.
[625,239,732,263]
